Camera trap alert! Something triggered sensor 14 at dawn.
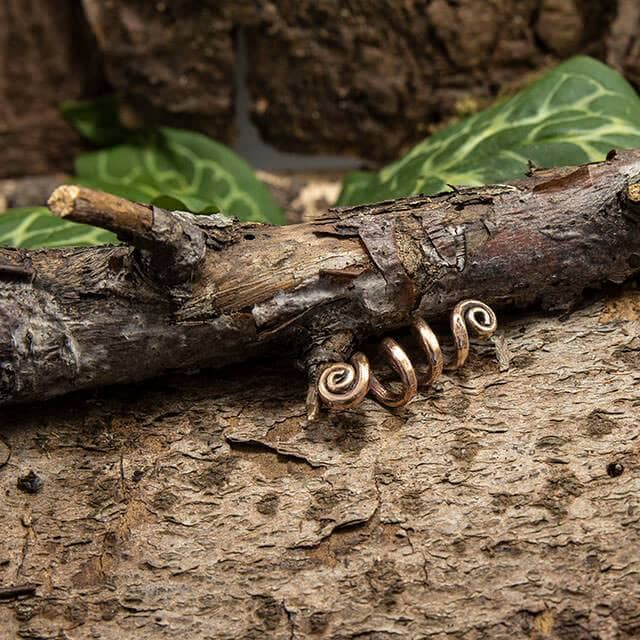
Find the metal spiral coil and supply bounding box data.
[317,299,497,410]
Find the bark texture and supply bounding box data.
[0,0,105,177]
[80,0,235,143]
[80,0,637,162]
[243,0,618,161]
[5,0,640,176]
[2,152,640,407]
[0,285,639,638]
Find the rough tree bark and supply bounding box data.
[80,0,235,143]
[243,0,619,161]
[1,151,640,409]
[0,0,105,177]
[79,0,631,162]
[0,270,638,639]
[1,157,640,638]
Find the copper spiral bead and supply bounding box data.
[317,299,497,411]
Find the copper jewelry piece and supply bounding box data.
[316,299,497,411]
[369,337,417,407]
[317,352,371,410]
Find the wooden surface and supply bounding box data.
[0,287,639,638]
[1,160,640,638]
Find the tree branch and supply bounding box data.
[48,186,207,285]
[1,151,640,406]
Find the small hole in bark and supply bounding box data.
[244,233,256,240]
[606,462,624,478]
[108,254,125,271]
[17,470,43,494]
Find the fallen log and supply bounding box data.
[1,150,639,408]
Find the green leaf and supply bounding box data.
[149,194,220,214]
[62,96,130,147]
[0,208,116,248]
[337,56,640,206]
[74,127,285,224]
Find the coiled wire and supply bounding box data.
[317,299,497,410]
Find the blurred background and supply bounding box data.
[3,0,639,179]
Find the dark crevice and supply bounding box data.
[225,435,324,468]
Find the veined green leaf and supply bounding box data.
[0,208,116,248]
[74,127,285,224]
[337,56,640,206]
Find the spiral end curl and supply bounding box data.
[317,352,371,410]
[316,299,497,412]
